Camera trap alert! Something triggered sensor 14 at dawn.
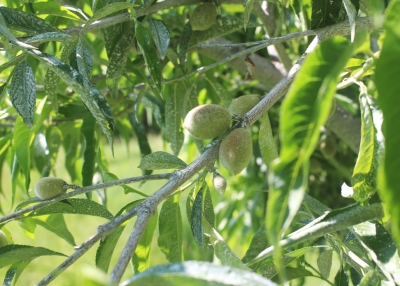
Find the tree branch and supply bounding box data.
[0,173,170,224]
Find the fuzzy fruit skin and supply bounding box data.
[228,94,260,116]
[190,3,217,31]
[219,128,253,175]
[183,104,231,140]
[34,177,67,200]
[213,173,227,194]
[0,230,8,247]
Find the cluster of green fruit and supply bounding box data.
[184,94,260,192]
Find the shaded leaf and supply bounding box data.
[148,19,170,60]
[242,227,268,264]
[0,12,34,49]
[204,76,232,107]
[13,117,32,192]
[0,53,26,74]
[81,114,97,190]
[10,61,36,129]
[22,2,83,21]
[244,0,256,31]
[359,270,381,286]
[135,20,162,93]
[334,267,349,286]
[317,250,333,279]
[342,0,358,41]
[33,132,51,177]
[76,41,93,81]
[311,0,343,29]
[44,68,60,113]
[4,260,31,286]
[0,245,65,269]
[121,261,277,286]
[138,151,186,170]
[25,32,72,44]
[178,22,192,68]
[259,113,278,168]
[203,186,214,228]
[29,199,113,220]
[191,187,203,246]
[158,194,183,262]
[165,84,184,156]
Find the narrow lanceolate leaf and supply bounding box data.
[44,68,60,113]
[13,117,32,192]
[342,0,358,41]
[138,151,186,170]
[10,61,36,129]
[80,2,137,35]
[121,261,277,286]
[0,245,66,269]
[0,7,60,34]
[29,199,114,220]
[243,0,256,31]
[317,250,333,279]
[259,114,278,168]
[165,84,184,156]
[375,0,400,249]
[351,90,383,202]
[158,194,183,262]
[242,227,269,264]
[203,186,215,228]
[33,132,51,177]
[0,12,34,49]
[81,114,97,190]
[28,49,114,150]
[191,188,203,246]
[205,76,233,107]
[132,210,158,273]
[182,80,198,117]
[266,37,353,253]
[334,267,349,286]
[25,32,72,44]
[33,214,76,246]
[178,22,192,68]
[21,2,84,21]
[353,221,400,284]
[135,21,162,93]
[4,260,31,286]
[148,19,170,60]
[76,41,93,81]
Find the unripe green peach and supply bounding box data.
[219,128,253,175]
[228,94,260,116]
[183,104,231,140]
[212,172,227,194]
[320,136,337,158]
[34,177,68,200]
[190,3,217,31]
[0,230,8,247]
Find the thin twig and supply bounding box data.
[0,173,171,224]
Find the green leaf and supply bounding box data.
[182,79,198,117]
[138,151,186,170]
[76,41,93,81]
[165,84,184,156]
[135,20,162,93]
[121,261,277,286]
[351,91,383,202]
[0,245,66,269]
[10,61,36,129]
[28,49,114,150]
[33,132,51,177]
[33,214,76,246]
[158,194,183,262]
[259,114,278,168]
[4,260,31,286]
[21,2,83,21]
[375,0,400,249]
[13,117,32,192]
[0,12,34,49]
[242,227,268,264]
[334,267,349,286]
[0,7,60,34]
[96,200,143,273]
[132,209,158,273]
[81,114,97,189]
[342,0,358,41]
[317,250,333,279]
[28,199,114,220]
[178,22,192,68]
[359,270,381,286]
[203,186,214,228]
[204,76,233,108]
[243,0,255,31]
[44,68,60,113]
[271,267,313,284]
[0,53,26,73]
[148,19,170,60]
[80,2,137,35]
[311,0,342,29]
[203,219,250,271]
[352,221,400,284]
[267,37,353,251]
[191,187,203,246]
[25,32,72,44]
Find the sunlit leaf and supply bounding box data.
[138,151,186,170]
[259,113,278,168]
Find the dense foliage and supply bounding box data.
[0,0,399,285]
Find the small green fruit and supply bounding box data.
[320,136,337,158]
[190,3,217,31]
[219,128,253,175]
[184,104,231,140]
[0,230,8,247]
[34,177,68,200]
[228,94,260,116]
[212,172,227,194]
